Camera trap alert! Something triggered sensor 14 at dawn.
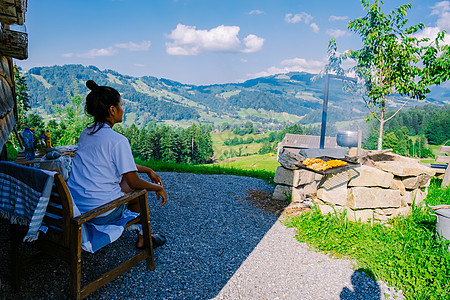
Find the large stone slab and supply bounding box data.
[318,171,349,190]
[317,182,348,206]
[272,185,305,202]
[402,174,431,189]
[374,161,436,177]
[348,187,401,209]
[389,177,406,195]
[277,147,304,170]
[297,180,318,196]
[317,203,346,216]
[400,188,428,207]
[274,166,316,187]
[346,208,374,223]
[348,165,394,188]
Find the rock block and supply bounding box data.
[277,147,304,170]
[346,208,374,223]
[412,188,427,206]
[402,174,431,189]
[317,204,346,216]
[272,185,305,202]
[390,177,406,195]
[348,165,394,188]
[392,206,412,218]
[400,188,428,206]
[348,187,401,209]
[317,180,348,206]
[297,181,318,196]
[374,161,436,177]
[274,166,316,187]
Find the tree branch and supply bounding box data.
[362,95,381,122]
[385,98,412,122]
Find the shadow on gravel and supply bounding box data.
[0,172,278,299]
[340,269,381,300]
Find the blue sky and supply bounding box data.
[16,0,450,85]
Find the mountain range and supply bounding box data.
[23,64,450,129]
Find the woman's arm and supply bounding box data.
[136,164,163,187]
[123,171,167,207]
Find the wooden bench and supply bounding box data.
[435,145,450,187]
[10,173,155,300]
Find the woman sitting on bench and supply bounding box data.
[67,80,167,249]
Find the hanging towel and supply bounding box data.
[0,161,56,241]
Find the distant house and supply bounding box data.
[279,133,338,152]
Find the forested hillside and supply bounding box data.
[23,64,450,130]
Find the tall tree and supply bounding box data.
[347,0,450,150]
[53,95,90,145]
[14,65,31,128]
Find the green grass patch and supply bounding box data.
[215,154,279,172]
[136,158,276,184]
[284,178,450,299]
[211,131,272,158]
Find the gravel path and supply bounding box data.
[0,172,402,299]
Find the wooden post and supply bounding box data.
[9,224,20,290]
[437,146,450,188]
[357,130,362,157]
[69,224,82,300]
[139,193,155,271]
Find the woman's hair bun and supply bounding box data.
[86,80,99,91]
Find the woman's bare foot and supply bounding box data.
[136,233,144,248]
[136,233,166,249]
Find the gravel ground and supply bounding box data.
[0,172,403,300]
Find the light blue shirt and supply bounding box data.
[67,124,137,214]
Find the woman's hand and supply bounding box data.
[147,169,163,187]
[156,188,167,207]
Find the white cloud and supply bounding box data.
[410,2,450,46]
[310,23,320,33]
[249,57,326,78]
[61,40,151,59]
[78,47,118,58]
[285,12,318,33]
[166,24,264,55]
[134,63,145,67]
[414,26,450,45]
[115,40,151,51]
[249,9,264,15]
[329,15,348,22]
[285,12,313,24]
[430,1,450,30]
[242,34,264,53]
[326,28,348,38]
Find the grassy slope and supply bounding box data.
[215,154,279,172]
[211,131,273,159]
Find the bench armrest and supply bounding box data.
[71,189,147,226]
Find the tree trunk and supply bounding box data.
[378,119,385,151]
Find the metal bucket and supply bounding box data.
[336,130,358,148]
[429,205,450,248]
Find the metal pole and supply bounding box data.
[320,74,329,149]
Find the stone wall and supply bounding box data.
[273,149,436,223]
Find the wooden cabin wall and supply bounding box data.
[0,55,16,151]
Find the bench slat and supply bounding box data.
[43,214,64,229]
[46,202,63,217]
